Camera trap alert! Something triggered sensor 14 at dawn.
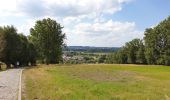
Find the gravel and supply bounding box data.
[0,68,22,100]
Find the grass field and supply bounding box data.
[22,64,170,100]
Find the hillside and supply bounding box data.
[64,46,120,53]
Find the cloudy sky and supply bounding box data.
[0,0,170,47]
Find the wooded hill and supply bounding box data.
[64,46,120,53]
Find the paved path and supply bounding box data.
[0,68,22,100]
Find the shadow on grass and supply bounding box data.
[0,64,37,72]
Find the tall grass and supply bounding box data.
[22,64,170,100]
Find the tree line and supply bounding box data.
[106,16,170,66]
[0,25,36,68]
[0,18,65,69]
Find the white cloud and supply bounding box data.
[0,0,130,17]
[0,0,17,16]
[17,19,35,35]
[64,20,143,47]
[0,0,143,47]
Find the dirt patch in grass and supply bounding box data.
[66,70,137,82]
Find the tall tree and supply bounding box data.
[136,41,146,64]
[144,28,157,64]
[0,25,20,68]
[0,25,37,68]
[30,18,65,64]
[106,49,127,64]
[124,39,144,64]
[17,34,29,66]
[27,42,37,66]
[17,34,37,66]
[144,16,170,65]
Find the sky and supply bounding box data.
[0,0,170,47]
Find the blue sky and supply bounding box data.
[0,0,170,47]
[112,0,170,30]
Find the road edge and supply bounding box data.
[18,69,23,100]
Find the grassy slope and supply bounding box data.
[22,64,170,100]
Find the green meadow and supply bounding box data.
[22,64,170,100]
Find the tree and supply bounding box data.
[144,28,157,64]
[124,39,144,64]
[106,49,127,64]
[17,34,37,66]
[106,16,170,66]
[27,42,37,66]
[17,34,29,66]
[144,16,170,65]
[30,18,65,64]
[0,27,5,68]
[113,50,128,64]
[98,55,106,63]
[106,53,115,64]
[0,25,37,68]
[136,41,146,64]
[0,25,20,68]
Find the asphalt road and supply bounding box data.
[0,68,22,100]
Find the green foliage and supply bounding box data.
[0,25,20,67]
[106,53,115,64]
[0,25,36,68]
[107,16,170,66]
[115,50,128,64]
[144,16,170,65]
[124,39,144,64]
[106,39,145,64]
[98,55,106,63]
[30,18,65,64]
[136,44,146,64]
[106,50,127,64]
[17,34,37,66]
[27,42,37,66]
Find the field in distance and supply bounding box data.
[22,64,170,100]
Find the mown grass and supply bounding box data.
[22,64,170,100]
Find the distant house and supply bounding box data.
[72,56,84,61]
[62,52,85,64]
[62,55,71,61]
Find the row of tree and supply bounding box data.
[0,26,36,68]
[106,16,170,66]
[0,18,65,68]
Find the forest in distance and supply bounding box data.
[64,46,120,53]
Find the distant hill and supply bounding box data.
[64,46,120,53]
